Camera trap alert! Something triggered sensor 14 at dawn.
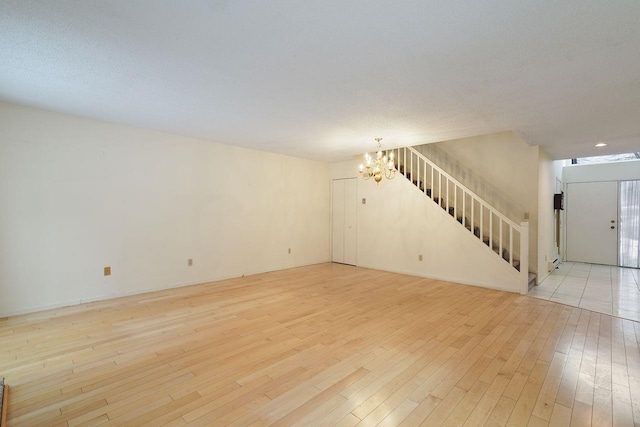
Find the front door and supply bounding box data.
[566,181,618,265]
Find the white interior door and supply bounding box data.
[331,178,357,265]
[566,181,618,265]
[343,178,357,265]
[332,180,345,263]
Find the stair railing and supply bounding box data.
[393,146,529,293]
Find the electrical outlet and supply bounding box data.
[187,258,193,267]
[104,266,111,276]
[288,248,291,254]
[362,198,366,204]
[524,212,530,220]
[418,254,423,262]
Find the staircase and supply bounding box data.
[392,146,532,294]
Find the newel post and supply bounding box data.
[519,221,529,295]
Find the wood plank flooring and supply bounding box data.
[1,263,639,426]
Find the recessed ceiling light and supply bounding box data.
[595,143,607,147]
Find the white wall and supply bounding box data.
[537,149,562,282]
[0,102,330,316]
[563,160,640,183]
[330,160,522,293]
[415,131,540,274]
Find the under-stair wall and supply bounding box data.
[361,169,525,293]
[413,132,540,276]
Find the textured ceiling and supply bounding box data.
[1,1,639,162]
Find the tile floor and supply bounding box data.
[529,261,640,321]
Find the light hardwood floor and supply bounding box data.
[1,263,639,426]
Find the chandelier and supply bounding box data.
[358,138,396,183]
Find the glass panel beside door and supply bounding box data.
[619,180,640,268]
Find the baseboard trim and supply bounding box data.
[356,263,520,294]
[0,261,330,318]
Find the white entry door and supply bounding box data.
[332,178,357,265]
[566,181,618,265]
